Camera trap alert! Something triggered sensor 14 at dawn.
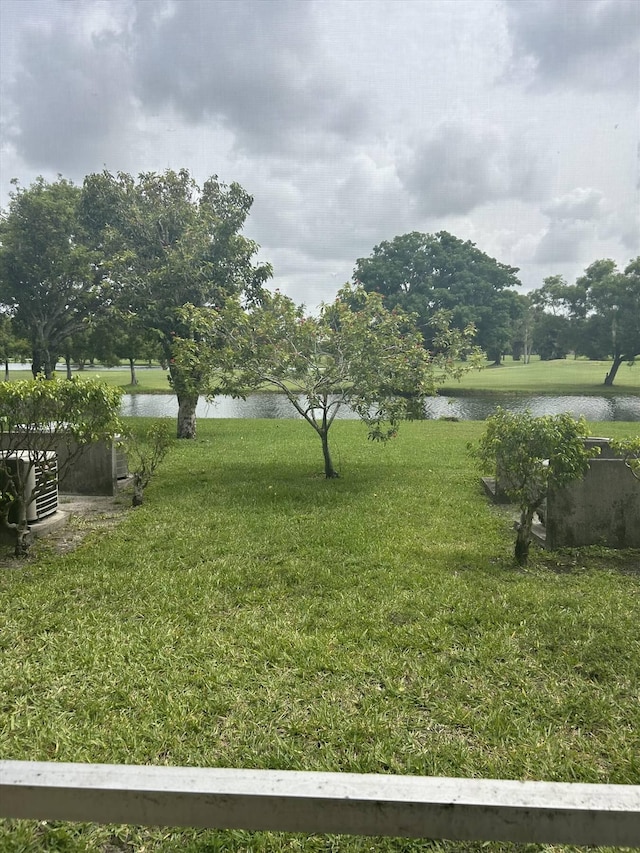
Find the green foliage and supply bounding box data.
[80,169,272,437]
[529,257,640,383]
[0,378,123,554]
[124,420,175,506]
[0,377,123,446]
[576,257,640,384]
[0,315,30,376]
[0,177,107,379]
[531,311,571,361]
[611,436,640,479]
[175,283,482,477]
[354,230,521,361]
[474,409,597,565]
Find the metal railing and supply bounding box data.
[1,761,639,846]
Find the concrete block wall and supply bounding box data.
[0,434,128,496]
[55,439,127,496]
[487,436,640,550]
[546,458,640,549]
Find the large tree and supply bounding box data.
[0,177,107,379]
[174,284,482,478]
[574,258,640,386]
[528,261,640,382]
[353,231,521,363]
[80,169,271,438]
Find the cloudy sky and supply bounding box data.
[1,0,638,307]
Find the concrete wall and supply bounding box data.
[0,434,128,496]
[56,439,126,496]
[546,458,640,548]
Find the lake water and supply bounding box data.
[122,392,640,422]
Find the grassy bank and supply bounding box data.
[4,365,174,393]
[5,355,639,395]
[441,356,639,395]
[1,419,639,852]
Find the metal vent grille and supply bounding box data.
[115,447,129,480]
[33,457,58,520]
[1,452,59,522]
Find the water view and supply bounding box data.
[122,392,640,422]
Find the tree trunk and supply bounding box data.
[604,355,624,386]
[39,344,54,380]
[14,521,31,557]
[31,347,43,378]
[4,360,8,380]
[65,355,72,380]
[129,358,138,386]
[132,474,144,507]
[33,346,54,380]
[320,428,339,478]
[514,507,535,566]
[3,497,31,557]
[176,392,198,439]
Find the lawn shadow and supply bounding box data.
[535,546,640,577]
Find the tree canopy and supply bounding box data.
[0,177,107,379]
[0,377,123,555]
[474,409,596,565]
[353,231,521,363]
[174,283,482,478]
[575,258,640,385]
[528,258,640,383]
[79,168,272,437]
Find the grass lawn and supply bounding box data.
[5,356,639,395]
[1,419,639,852]
[4,365,174,393]
[441,356,639,395]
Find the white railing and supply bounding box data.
[1,761,639,846]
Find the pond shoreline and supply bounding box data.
[121,392,640,422]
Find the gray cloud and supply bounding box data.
[3,0,134,175]
[542,187,605,222]
[1,0,636,304]
[130,0,368,155]
[533,220,597,265]
[398,122,547,218]
[246,154,411,268]
[534,187,608,263]
[505,0,640,91]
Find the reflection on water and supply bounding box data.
[122,392,640,422]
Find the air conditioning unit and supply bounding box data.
[0,451,59,523]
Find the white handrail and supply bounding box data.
[1,761,639,846]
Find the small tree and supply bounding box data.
[124,421,174,507]
[474,409,597,566]
[176,284,482,478]
[0,378,123,555]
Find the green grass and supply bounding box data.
[6,355,639,395]
[442,356,639,395]
[4,365,173,393]
[1,420,639,852]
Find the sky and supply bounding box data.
[1,0,638,308]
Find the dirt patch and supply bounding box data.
[0,493,131,566]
